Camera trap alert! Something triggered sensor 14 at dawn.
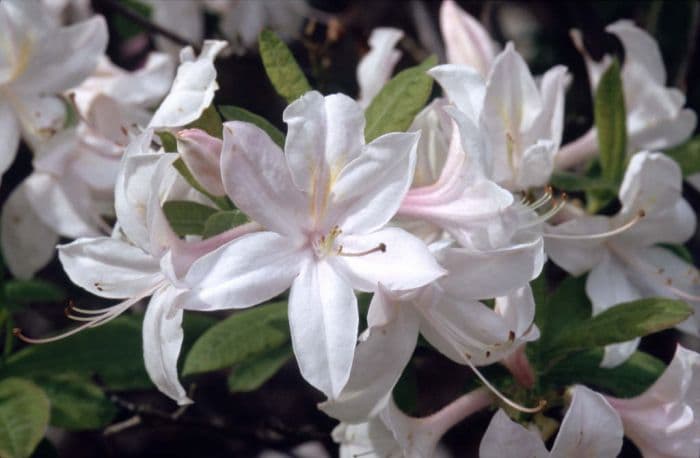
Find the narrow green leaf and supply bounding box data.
[544,349,664,397]
[666,135,700,177]
[227,345,293,393]
[364,56,437,142]
[172,158,232,210]
[157,131,177,152]
[32,374,116,431]
[550,172,616,192]
[162,200,218,237]
[259,29,311,103]
[0,378,50,458]
[550,298,692,356]
[183,301,289,376]
[219,105,285,148]
[595,59,627,185]
[187,105,223,138]
[4,280,65,306]
[201,210,249,239]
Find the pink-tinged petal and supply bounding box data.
[440,0,496,75]
[438,232,544,300]
[550,386,623,458]
[332,227,446,293]
[618,152,682,220]
[319,287,420,422]
[221,121,307,237]
[480,410,549,458]
[58,237,162,299]
[283,92,365,196]
[332,131,419,234]
[15,15,107,95]
[149,40,227,128]
[607,20,666,85]
[357,28,403,107]
[586,252,643,368]
[177,128,224,196]
[182,231,303,311]
[0,102,19,179]
[0,182,58,279]
[288,260,358,397]
[428,64,486,120]
[143,286,192,406]
[544,216,610,275]
[606,345,700,458]
[409,99,452,188]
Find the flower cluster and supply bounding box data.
[3,0,700,456]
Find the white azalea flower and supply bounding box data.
[439,0,498,76]
[357,28,404,108]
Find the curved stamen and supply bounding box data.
[337,243,386,257]
[543,210,645,241]
[520,197,567,228]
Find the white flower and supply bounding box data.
[356,28,404,108]
[439,0,497,76]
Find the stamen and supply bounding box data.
[521,187,553,213]
[520,196,567,228]
[337,243,386,257]
[543,210,645,241]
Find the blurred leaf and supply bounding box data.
[666,135,700,177]
[658,243,694,264]
[259,29,311,103]
[595,59,627,185]
[28,439,57,458]
[157,131,177,152]
[201,210,249,239]
[162,200,218,237]
[548,298,692,358]
[187,105,223,138]
[364,56,437,142]
[113,0,151,40]
[172,158,232,210]
[32,374,115,431]
[227,345,293,393]
[550,172,616,192]
[4,280,65,306]
[544,349,664,397]
[219,105,285,148]
[0,377,50,458]
[184,301,289,376]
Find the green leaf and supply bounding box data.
[544,349,664,397]
[658,243,694,264]
[201,210,249,239]
[666,135,700,177]
[113,0,151,40]
[219,105,285,148]
[364,56,437,142]
[172,158,232,210]
[187,105,223,138]
[4,280,65,306]
[183,301,289,376]
[227,345,293,393]
[0,378,50,458]
[162,200,218,237]
[549,298,692,357]
[550,172,616,192]
[258,29,311,103]
[595,59,627,185]
[32,374,115,431]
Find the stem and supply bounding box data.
[99,0,201,53]
[501,345,536,389]
[422,387,492,437]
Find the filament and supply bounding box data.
[337,243,386,257]
[520,197,567,228]
[543,210,645,241]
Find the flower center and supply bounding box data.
[311,226,387,259]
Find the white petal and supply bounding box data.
[283,91,366,194]
[515,139,556,189]
[0,182,58,278]
[618,151,682,219]
[479,410,549,458]
[15,16,107,95]
[550,385,623,458]
[0,101,19,179]
[143,286,191,405]
[177,128,224,196]
[438,233,544,299]
[607,20,666,84]
[332,131,419,234]
[221,121,307,237]
[183,232,302,311]
[357,28,403,107]
[618,199,696,247]
[288,260,358,397]
[332,227,446,292]
[58,237,162,299]
[319,287,419,422]
[544,216,610,275]
[149,40,227,128]
[440,0,496,75]
[428,64,486,120]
